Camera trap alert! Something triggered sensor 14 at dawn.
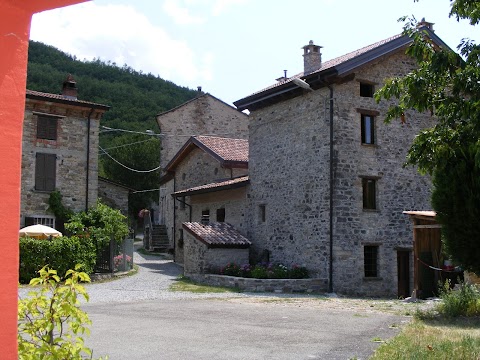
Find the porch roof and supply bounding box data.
[182,222,251,248]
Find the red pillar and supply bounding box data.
[0,1,87,357]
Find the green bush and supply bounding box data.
[218,263,309,279]
[19,236,96,284]
[437,280,480,317]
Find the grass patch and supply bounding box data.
[371,317,480,359]
[169,276,241,293]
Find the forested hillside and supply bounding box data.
[27,41,198,217]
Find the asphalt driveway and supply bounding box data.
[79,245,408,360]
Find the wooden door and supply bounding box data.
[397,250,410,298]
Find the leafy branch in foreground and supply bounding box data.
[18,265,106,359]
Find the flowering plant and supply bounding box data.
[217,262,308,279]
[114,253,133,271]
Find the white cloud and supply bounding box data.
[211,0,247,16]
[30,2,211,86]
[162,0,206,25]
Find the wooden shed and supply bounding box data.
[404,211,442,298]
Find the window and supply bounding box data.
[216,208,225,222]
[179,196,185,210]
[25,215,55,228]
[360,82,374,97]
[362,178,376,210]
[201,209,210,224]
[364,245,379,277]
[259,205,266,223]
[37,116,57,140]
[361,114,375,144]
[35,153,56,191]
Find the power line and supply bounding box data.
[99,145,161,173]
[99,138,154,153]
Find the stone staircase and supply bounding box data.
[150,224,170,252]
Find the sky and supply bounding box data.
[30,0,479,107]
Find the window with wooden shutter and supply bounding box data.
[35,153,56,191]
[37,116,57,140]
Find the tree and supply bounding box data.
[375,1,480,274]
[100,134,161,217]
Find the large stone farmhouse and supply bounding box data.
[156,22,447,297]
[20,76,129,230]
[156,93,249,261]
[233,21,443,297]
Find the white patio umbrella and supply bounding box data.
[19,224,62,239]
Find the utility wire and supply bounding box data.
[99,145,161,173]
[99,138,154,153]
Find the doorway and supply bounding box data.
[397,250,410,298]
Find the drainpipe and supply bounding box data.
[327,84,334,293]
[173,176,176,257]
[85,108,94,211]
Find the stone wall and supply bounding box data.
[98,178,130,216]
[188,274,328,293]
[21,100,102,226]
[157,94,248,171]
[190,187,247,232]
[164,147,248,263]
[183,231,249,275]
[246,51,432,297]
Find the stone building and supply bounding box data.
[98,176,132,216]
[21,76,109,229]
[159,135,248,263]
[233,22,445,297]
[155,91,248,258]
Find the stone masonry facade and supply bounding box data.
[168,147,248,263]
[21,91,108,228]
[245,51,432,297]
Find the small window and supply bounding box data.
[216,208,225,222]
[362,178,377,210]
[201,209,210,224]
[259,205,266,223]
[364,245,379,277]
[37,116,57,140]
[361,114,375,145]
[35,153,56,191]
[360,82,374,98]
[178,229,184,240]
[179,196,185,210]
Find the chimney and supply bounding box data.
[276,70,288,83]
[302,40,322,75]
[61,74,78,100]
[417,18,434,31]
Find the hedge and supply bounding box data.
[19,236,96,284]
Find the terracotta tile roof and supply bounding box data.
[26,89,110,109]
[173,176,249,196]
[164,135,248,171]
[194,135,249,163]
[246,34,403,98]
[183,222,251,248]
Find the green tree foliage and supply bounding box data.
[100,134,160,216]
[66,201,129,248]
[18,266,104,359]
[375,2,480,273]
[27,41,198,216]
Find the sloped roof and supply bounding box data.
[172,176,249,197]
[234,27,449,111]
[182,222,251,248]
[156,92,244,117]
[164,135,248,172]
[26,89,110,110]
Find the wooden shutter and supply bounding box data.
[35,153,56,191]
[37,116,57,140]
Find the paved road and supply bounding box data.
[80,246,406,360]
